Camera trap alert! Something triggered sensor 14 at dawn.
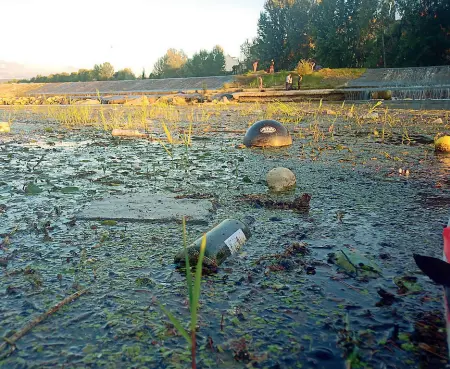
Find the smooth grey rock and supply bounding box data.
[266,167,296,192]
[76,193,214,224]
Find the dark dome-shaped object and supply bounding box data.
[243,120,292,148]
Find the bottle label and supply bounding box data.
[224,229,247,254]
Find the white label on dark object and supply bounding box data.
[260,126,276,134]
[224,229,247,254]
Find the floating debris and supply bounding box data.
[237,193,311,212]
[243,120,292,147]
[330,249,381,278]
[174,219,251,268]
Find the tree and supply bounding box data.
[114,68,136,80]
[58,73,71,82]
[93,62,115,81]
[182,46,226,77]
[208,46,226,75]
[254,0,290,69]
[375,0,397,67]
[141,68,146,79]
[251,0,315,71]
[239,38,258,71]
[152,57,165,78]
[311,0,346,67]
[285,0,315,67]
[34,74,47,83]
[166,48,188,71]
[69,72,79,82]
[393,0,450,66]
[182,50,210,77]
[78,69,93,82]
[312,0,378,68]
[152,49,188,78]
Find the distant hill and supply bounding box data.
[0,60,78,80]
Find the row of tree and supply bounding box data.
[150,46,226,78]
[241,0,450,71]
[18,63,138,83]
[17,0,448,84]
[17,46,227,83]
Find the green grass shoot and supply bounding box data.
[161,122,173,144]
[158,216,206,369]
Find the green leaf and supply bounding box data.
[25,183,43,195]
[60,186,79,194]
[191,233,206,330]
[335,249,381,278]
[158,303,192,345]
[101,220,118,226]
[183,217,193,309]
[394,276,422,293]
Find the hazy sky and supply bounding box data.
[2,0,265,75]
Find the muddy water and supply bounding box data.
[1,112,450,369]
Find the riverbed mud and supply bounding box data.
[0,102,449,368]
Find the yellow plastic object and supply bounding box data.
[435,136,450,152]
[0,122,11,133]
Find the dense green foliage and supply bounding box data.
[18,63,136,83]
[151,49,188,78]
[18,46,227,83]
[150,46,226,78]
[241,0,450,70]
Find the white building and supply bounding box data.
[225,55,239,72]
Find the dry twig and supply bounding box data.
[0,289,87,359]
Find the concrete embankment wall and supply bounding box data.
[348,66,450,88]
[9,66,450,102]
[27,76,235,96]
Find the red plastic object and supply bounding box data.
[444,227,450,262]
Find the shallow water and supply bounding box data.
[1,110,450,369]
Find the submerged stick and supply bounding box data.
[0,289,87,358]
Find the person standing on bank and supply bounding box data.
[269,59,275,74]
[258,76,263,91]
[297,74,303,90]
[252,60,258,73]
[285,73,293,90]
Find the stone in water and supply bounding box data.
[266,167,296,192]
[77,193,214,224]
[435,136,450,152]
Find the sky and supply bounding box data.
[1,0,265,77]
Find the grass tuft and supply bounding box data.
[158,216,206,369]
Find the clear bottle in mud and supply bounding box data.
[174,219,251,268]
